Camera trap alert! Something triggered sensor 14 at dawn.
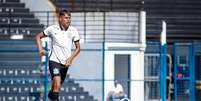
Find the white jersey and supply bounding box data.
[113,84,124,94]
[43,25,80,65]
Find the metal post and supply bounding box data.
[47,11,49,27]
[102,42,105,101]
[84,12,86,42]
[139,11,146,44]
[160,44,167,101]
[160,21,167,101]
[103,12,106,42]
[173,43,177,101]
[190,43,195,101]
[44,42,48,101]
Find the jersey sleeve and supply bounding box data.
[43,26,52,36]
[72,28,80,42]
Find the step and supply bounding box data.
[0,18,40,25]
[0,23,43,28]
[0,94,40,101]
[0,8,29,13]
[0,2,25,8]
[0,44,37,49]
[0,52,39,58]
[1,0,20,3]
[0,12,34,18]
[0,27,43,37]
[0,62,39,67]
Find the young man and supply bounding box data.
[35,9,80,101]
[107,80,125,101]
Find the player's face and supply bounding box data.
[60,13,71,29]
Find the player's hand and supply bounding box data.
[39,49,46,57]
[64,58,72,67]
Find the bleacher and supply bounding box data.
[0,0,43,39]
[0,40,41,101]
[1,0,201,101]
[52,0,201,43]
[3,0,200,43]
[1,0,201,41]
[0,40,97,101]
[52,0,142,11]
[0,0,98,100]
[144,0,201,43]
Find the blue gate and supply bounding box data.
[145,42,169,101]
[173,43,195,101]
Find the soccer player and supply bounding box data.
[107,80,125,101]
[35,9,80,101]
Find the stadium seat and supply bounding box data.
[0,0,43,39]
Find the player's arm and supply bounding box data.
[71,40,81,59]
[65,40,80,66]
[35,32,47,57]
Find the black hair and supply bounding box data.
[59,9,71,17]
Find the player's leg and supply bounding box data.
[48,76,61,101]
[49,65,68,100]
[52,76,61,92]
[48,61,62,101]
[60,66,69,85]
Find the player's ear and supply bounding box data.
[59,17,62,22]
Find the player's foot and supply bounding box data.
[48,91,54,100]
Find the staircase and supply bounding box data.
[0,40,97,101]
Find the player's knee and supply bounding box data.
[53,82,61,91]
[52,76,61,92]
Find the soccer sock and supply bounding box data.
[48,91,59,101]
[52,92,59,101]
[48,91,53,100]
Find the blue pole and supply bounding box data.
[160,43,167,101]
[44,42,48,101]
[173,43,177,101]
[160,44,163,100]
[164,44,167,101]
[190,43,195,101]
[192,43,195,101]
[160,20,167,101]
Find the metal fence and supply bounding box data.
[35,11,140,43]
[0,11,141,43]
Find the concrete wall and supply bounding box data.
[69,43,104,101]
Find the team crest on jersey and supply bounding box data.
[53,68,59,74]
